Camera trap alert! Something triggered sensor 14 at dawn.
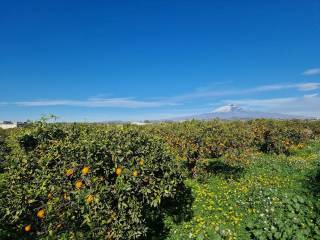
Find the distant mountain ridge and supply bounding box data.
[167,104,309,121]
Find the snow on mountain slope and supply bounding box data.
[213,104,244,113]
[168,104,308,121]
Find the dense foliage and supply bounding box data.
[0,119,320,239]
[0,123,187,239]
[0,128,9,172]
[145,119,315,176]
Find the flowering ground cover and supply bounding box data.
[165,141,320,239]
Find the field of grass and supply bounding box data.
[165,141,320,239]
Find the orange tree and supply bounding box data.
[248,119,313,155]
[0,123,188,239]
[0,128,9,172]
[145,119,318,176]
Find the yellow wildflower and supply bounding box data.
[85,194,94,204]
[64,193,70,200]
[48,192,53,199]
[81,166,90,175]
[66,168,74,177]
[75,180,83,189]
[116,167,122,176]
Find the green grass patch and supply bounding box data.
[165,141,320,240]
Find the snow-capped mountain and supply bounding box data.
[212,104,244,113]
[168,104,307,121]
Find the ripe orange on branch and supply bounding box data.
[37,209,45,219]
[24,224,31,232]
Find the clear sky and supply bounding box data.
[1,0,320,121]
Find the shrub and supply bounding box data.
[1,123,187,239]
[0,128,9,173]
[250,120,312,155]
[144,119,320,176]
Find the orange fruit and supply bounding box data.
[24,224,31,232]
[139,159,144,166]
[37,209,45,219]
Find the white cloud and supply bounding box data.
[251,84,290,92]
[227,95,320,117]
[302,68,320,76]
[251,83,320,92]
[296,82,320,91]
[13,98,177,108]
[230,97,297,107]
[304,93,318,98]
[171,82,320,102]
[1,81,320,109]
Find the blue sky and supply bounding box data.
[1,0,320,121]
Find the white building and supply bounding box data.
[0,121,26,129]
[130,121,149,125]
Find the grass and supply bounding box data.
[165,141,320,239]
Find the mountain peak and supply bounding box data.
[167,104,309,122]
[213,104,244,113]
